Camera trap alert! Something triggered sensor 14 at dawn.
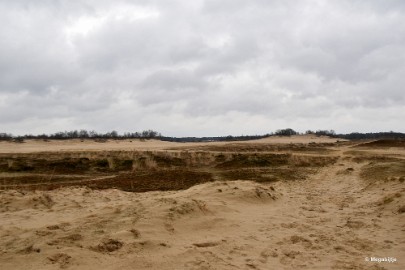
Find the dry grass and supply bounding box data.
[91,169,214,192]
[217,154,337,182]
[0,146,338,192]
[359,159,405,183]
[345,152,402,164]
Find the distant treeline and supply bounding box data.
[332,132,405,140]
[303,129,405,140]
[0,130,161,141]
[301,129,405,140]
[1,128,404,142]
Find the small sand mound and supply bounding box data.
[218,182,279,203]
[62,233,83,241]
[179,181,280,204]
[47,253,72,268]
[0,191,56,212]
[92,239,123,253]
[19,244,41,254]
[345,220,366,229]
[167,199,210,218]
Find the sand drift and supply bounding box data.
[0,137,404,269]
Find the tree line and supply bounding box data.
[1,128,404,142]
[332,131,405,140]
[0,130,161,141]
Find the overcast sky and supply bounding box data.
[1,0,404,136]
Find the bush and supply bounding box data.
[275,128,298,136]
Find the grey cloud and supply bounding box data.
[0,0,404,136]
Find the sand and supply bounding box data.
[0,135,342,154]
[0,137,404,269]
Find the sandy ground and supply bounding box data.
[0,135,342,153]
[0,141,404,269]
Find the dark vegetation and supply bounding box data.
[217,154,337,183]
[0,130,161,141]
[353,139,405,148]
[333,131,405,140]
[98,170,213,192]
[305,130,405,140]
[215,153,290,168]
[0,149,337,192]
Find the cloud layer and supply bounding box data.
[1,0,404,136]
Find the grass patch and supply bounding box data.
[360,160,405,183]
[0,175,92,187]
[85,169,214,192]
[216,153,290,168]
[0,150,337,192]
[152,155,187,167]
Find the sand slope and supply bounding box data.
[1,146,404,270]
[0,135,344,153]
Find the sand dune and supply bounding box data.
[0,135,343,154]
[0,139,404,269]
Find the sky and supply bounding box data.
[1,0,404,136]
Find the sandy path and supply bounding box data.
[0,150,403,269]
